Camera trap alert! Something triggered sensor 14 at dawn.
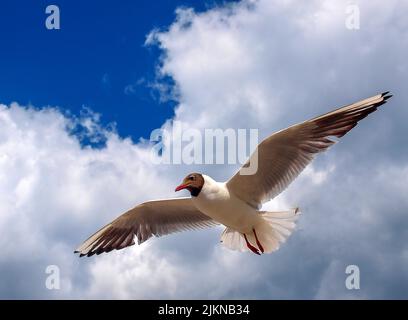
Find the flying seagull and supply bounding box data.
[75,92,392,257]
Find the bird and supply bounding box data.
[75,92,392,257]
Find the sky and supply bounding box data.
[0,0,238,142]
[0,0,407,299]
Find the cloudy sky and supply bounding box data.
[0,0,407,299]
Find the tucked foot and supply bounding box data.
[253,228,264,254]
[244,234,260,255]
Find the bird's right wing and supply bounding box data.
[226,92,392,208]
[75,197,218,257]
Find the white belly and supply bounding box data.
[192,183,260,233]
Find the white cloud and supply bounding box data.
[0,103,176,297]
[1,0,408,298]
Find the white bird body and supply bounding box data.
[75,92,393,257]
[192,175,261,234]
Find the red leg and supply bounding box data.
[243,234,260,255]
[253,229,264,253]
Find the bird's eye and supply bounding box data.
[189,176,195,181]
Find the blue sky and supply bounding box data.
[0,0,407,299]
[0,0,236,141]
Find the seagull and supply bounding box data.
[75,92,392,257]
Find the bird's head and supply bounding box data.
[175,173,204,197]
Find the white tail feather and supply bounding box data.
[220,208,300,253]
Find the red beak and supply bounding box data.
[175,183,189,192]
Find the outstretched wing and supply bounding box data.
[226,92,392,208]
[75,197,218,257]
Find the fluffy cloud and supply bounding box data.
[1,0,408,298]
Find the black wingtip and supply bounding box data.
[381,91,393,101]
[74,250,84,258]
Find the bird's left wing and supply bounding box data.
[226,92,392,209]
[75,197,218,257]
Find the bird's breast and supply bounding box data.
[192,185,260,232]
